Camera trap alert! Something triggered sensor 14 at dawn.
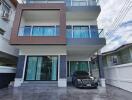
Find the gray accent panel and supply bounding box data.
[97,55,104,78]
[60,55,67,78]
[16,55,25,78]
[67,38,106,45]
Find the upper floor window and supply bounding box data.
[1,0,11,21]
[67,25,99,38]
[18,26,59,36]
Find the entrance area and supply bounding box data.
[67,61,90,82]
[25,56,58,81]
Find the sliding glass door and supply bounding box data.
[67,61,89,77]
[25,56,58,81]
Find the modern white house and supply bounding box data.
[97,0,132,92]
[10,0,106,87]
[0,0,18,88]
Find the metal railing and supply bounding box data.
[18,26,59,36]
[25,0,97,6]
[18,26,103,38]
[67,29,103,38]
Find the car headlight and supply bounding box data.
[90,77,95,80]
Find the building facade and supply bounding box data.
[97,0,132,92]
[0,0,18,88]
[10,0,106,87]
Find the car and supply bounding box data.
[72,71,98,89]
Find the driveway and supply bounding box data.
[0,85,132,100]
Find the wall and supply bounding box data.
[0,0,18,56]
[104,63,132,92]
[18,45,67,55]
[0,66,16,89]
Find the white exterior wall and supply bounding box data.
[18,45,67,55]
[0,0,18,56]
[104,63,132,92]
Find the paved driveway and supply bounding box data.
[0,85,132,100]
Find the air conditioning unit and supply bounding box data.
[1,11,9,21]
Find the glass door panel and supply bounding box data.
[25,57,38,80]
[25,56,58,81]
[69,61,89,77]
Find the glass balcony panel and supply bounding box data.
[73,26,89,38]
[66,25,100,38]
[32,26,43,36]
[18,26,59,36]
[72,0,87,6]
[90,25,99,38]
[26,0,97,6]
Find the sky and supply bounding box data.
[98,0,132,53]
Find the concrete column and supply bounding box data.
[14,55,26,87]
[97,55,106,87]
[58,55,67,87]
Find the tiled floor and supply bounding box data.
[0,85,132,100]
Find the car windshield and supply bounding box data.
[75,71,89,76]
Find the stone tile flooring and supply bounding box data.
[0,85,132,100]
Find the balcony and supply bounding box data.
[66,26,105,60]
[18,26,59,36]
[25,0,98,6]
[66,25,102,38]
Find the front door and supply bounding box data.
[25,56,58,81]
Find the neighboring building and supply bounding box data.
[97,0,132,92]
[0,0,18,88]
[10,0,106,87]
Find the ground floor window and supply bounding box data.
[67,61,89,77]
[25,56,58,81]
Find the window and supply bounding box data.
[73,26,90,38]
[24,26,31,36]
[32,26,57,36]
[66,26,72,38]
[1,0,11,21]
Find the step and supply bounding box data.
[21,81,58,87]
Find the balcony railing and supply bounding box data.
[18,25,103,38]
[18,26,59,36]
[25,0,97,6]
[66,0,97,6]
[67,28,103,38]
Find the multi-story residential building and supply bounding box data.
[0,0,18,88]
[97,0,132,92]
[10,0,106,87]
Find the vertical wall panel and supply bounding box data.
[15,55,25,78]
[60,55,67,78]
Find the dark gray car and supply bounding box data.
[72,71,98,89]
